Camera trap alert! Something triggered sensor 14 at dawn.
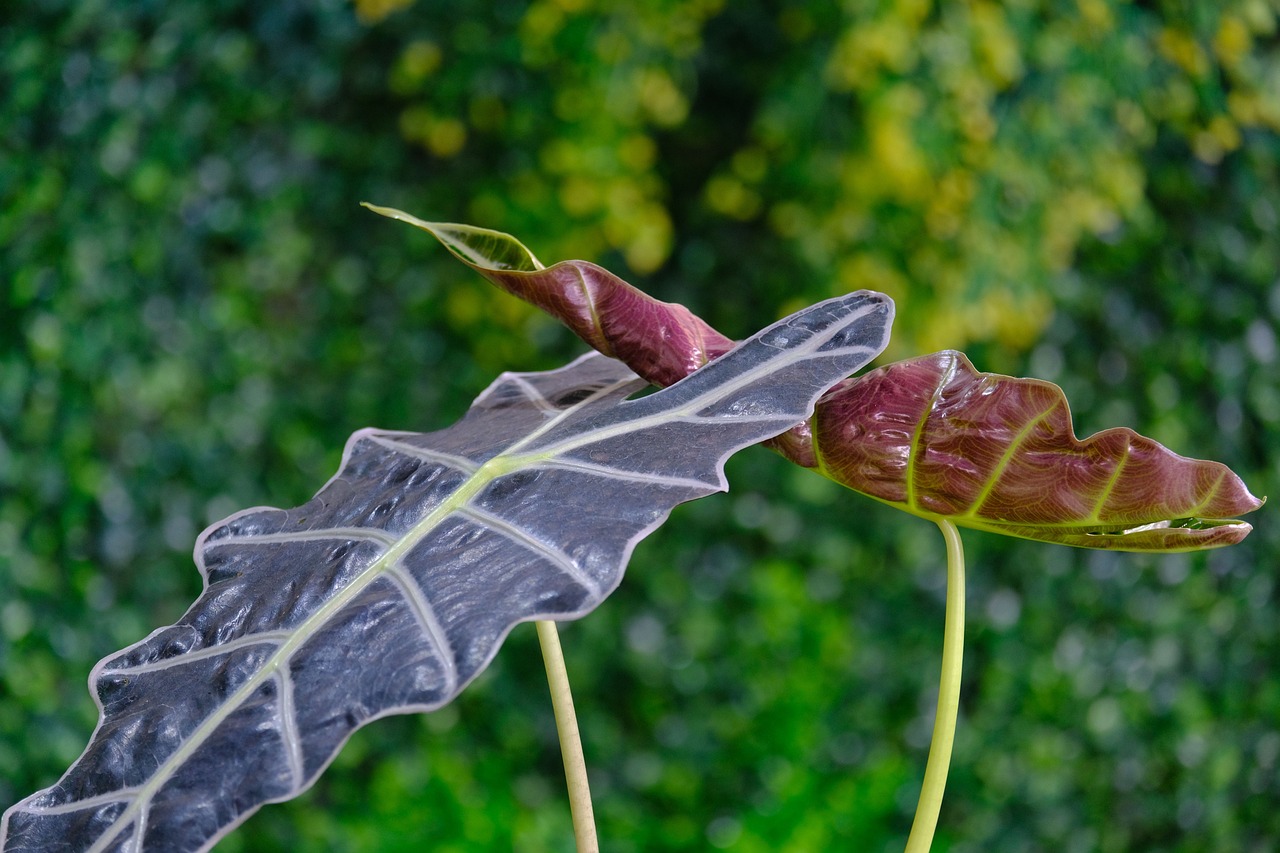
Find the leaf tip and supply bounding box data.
[361,201,418,224]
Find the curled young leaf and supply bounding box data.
[362,204,737,388]
[811,351,1264,551]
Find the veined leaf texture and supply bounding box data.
[1,292,893,852]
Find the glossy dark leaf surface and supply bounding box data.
[0,293,892,852]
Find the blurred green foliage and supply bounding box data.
[1,0,1277,850]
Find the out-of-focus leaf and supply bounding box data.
[0,293,893,852]
[811,350,1264,551]
[374,209,1263,552]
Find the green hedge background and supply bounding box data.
[2,1,1277,850]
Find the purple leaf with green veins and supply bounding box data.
[0,292,892,852]
[371,207,1263,551]
[811,350,1263,551]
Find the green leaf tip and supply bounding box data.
[364,202,754,389]
[811,350,1264,552]
[362,202,544,272]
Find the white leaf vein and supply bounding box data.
[366,435,479,474]
[204,527,397,550]
[503,374,561,414]
[133,799,150,853]
[23,299,890,850]
[532,303,881,460]
[672,412,800,426]
[274,669,304,790]
[105,632,292,676]
[535,457,714,492]
[382,566,460,697]
[17,788,140,816]
[457,506,600,598]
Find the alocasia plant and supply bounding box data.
[0,292,893,851]
[364,205,1260,553]
[360,205,1263,850]
[2,205,1262,852]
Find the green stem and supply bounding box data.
[904,519,966,853]
[536,619,599,853]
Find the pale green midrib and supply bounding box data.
[906,359,957,514]
[1083,439,1130,525]
[87,302,866,848]
[85,453,519,852]
[821,361,1229,536]
[968,400,1059,518]
[86,397,698,844]
[88,375,651,843]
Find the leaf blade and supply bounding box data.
[811,350,1264,551]
[1,293,893,852]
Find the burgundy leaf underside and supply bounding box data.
[811,351,1262,550]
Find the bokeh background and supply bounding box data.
[2,1,1278,850]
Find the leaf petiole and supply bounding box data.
[536,619,600,853]
[904,519,966,853]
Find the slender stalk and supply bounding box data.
[536,619,599,853]
[904,519,966,853]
